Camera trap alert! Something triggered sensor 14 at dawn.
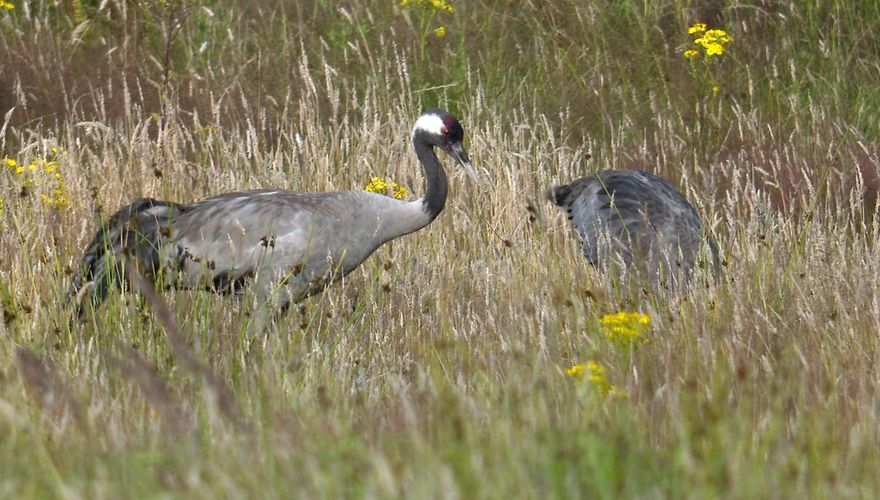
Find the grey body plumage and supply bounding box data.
[72,109,473,316]
[548,169,718,287]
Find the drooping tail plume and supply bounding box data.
[545,183,574,208]
[71,197,185,316]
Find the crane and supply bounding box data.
[72,108,474,318]
[547,169,718,288]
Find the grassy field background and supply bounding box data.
[2,0,880,497]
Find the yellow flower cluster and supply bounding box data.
[3,149,69,210]
[364,176,409,200]
[565,360,626,397]
[564,362,586,377]
[565,312,652,398]
[0,0,13,11]
[684,23,732,59]
[401,0,453,13]
[584,361,611,394]
[401,0,454,38]
[600,311,651,348]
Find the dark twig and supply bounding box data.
[103,346,192,434]
[16,348,90,435]
[123,259,248,430]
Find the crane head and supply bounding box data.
[414,109,477,182]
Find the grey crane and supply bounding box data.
[547,169,719,288]
[72,108,474,318]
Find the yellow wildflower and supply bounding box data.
[401,0,454,37]
[41,187,68,209]
[401,0,454,13]
[703,29,732,44]
[0,0,14,11]
[566,360,628,397]
[688,23,706,34]
[390,182,409,200]
[712,84,720,96]
[585,361,611,394]
[365,177,409,200]
[568,361,610,394]
[685,24,732,59]
[436,0,453,13]
[566,361,607,387]
[364,176,388,194]
[703,42,725,56]
[565,363,586,377]
[600,311,652,348]
[3,154,69,210]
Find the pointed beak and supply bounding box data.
[447,141,478,182]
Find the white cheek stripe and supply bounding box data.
[412,114,445,139]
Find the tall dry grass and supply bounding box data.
[1,0,880,497]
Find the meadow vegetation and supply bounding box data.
[2,0,880,496]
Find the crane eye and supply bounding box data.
[441,115,464,143]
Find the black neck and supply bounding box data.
[414,134,448,221]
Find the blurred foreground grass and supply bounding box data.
[2,0,880,497]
